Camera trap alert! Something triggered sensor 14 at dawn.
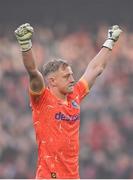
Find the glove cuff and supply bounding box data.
[102,39,115,50]
[19,40,32,52]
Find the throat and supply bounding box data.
[50,88,68,104]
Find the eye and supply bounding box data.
[64,75,69,79]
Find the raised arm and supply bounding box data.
[80,25,122,89]
[15,23,45,94]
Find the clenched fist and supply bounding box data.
[103,25,122,50]
[15,23,34,52]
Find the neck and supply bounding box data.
[50,88,67,102]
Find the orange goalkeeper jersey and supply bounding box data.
[29,79,89,179]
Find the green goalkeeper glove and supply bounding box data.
[15,23,34,52]
[103,25,122,50]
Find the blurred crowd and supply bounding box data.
[0,23,133,178]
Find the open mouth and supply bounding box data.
[69,83,75,87]
[69,84,74,88]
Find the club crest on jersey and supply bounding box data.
[71,100,79,109]
[51,172,56,178]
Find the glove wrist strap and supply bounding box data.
[20,40,32,52]
[102,39,115,50]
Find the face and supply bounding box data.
[52,66,75,94]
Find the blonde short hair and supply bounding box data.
[43,58,69,77]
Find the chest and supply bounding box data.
[33,96,81,138]
[45,96,80,116]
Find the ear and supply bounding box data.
[48,77,57,87]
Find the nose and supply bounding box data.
[69,75,75,83]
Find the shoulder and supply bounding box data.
[68,79,90,102]
[29,87,51,107]
[75,79,89,92]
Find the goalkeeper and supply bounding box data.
[15,23,122,179]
